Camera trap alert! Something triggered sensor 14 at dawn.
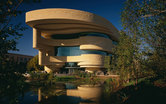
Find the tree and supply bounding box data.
[111,31,135,84]
[27,55,44,71]
[121,0,166,79]
[0,0,25,60]
[0,0,40,59]
[0,1,40,103]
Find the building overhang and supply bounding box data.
[26,8,119,41]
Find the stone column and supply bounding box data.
[33,28,41,49]
[39,49,47,65]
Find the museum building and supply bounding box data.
[26,8,119,73]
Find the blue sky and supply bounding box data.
[9,0,125,56]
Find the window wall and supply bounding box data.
[55,46,107,56]
[53,32,117,56]
[51,32,110,39]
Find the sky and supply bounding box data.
[9,0,125,56]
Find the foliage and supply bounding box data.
[27,55,44,71]
[0,0,40,60]
[29,72,76,83]
[0,0,25,60]
[104,56,111,72]
[121,0,166,50]
[0,0,41,60]
[103,78,120,94]
[79,72,93,78]
[29,71,48,81]
[148,51,166,79]
[0,0,40,103]
[108,77,166,104]
[80,77,100,85]
[124,77,146,87]
[121,0,166,79]
[111,31,135,84]
[54,76,76,82]
[0,60,26,104]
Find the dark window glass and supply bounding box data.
[51,32,110,39]
[56,47,80,56]
[65,62,78,67]
[81,50,106,55]
[24,58,27,62]
[108,54,112,56]
[112,41,118,45]
[55,46,107,56]
[85,33,110,39]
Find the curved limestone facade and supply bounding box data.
[26,8,119,73]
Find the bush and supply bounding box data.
[26,55,44,71]
[55,76,76,82]
[29,72,48,81]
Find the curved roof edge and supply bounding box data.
[26,8,120,41]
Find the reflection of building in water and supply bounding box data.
[37,83,66,102]
[37,84,102,104]
[38,88,41,102]
[67,85,102,103]
[5,53,33,63]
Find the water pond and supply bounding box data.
[6,82,112,104]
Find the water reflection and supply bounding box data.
[38,88,41,102]
[0,81,110,104]
[67,85,102,104]
[19,83,104,104]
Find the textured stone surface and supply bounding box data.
[26,8,119,41]
[26,8,119,72]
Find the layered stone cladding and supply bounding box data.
[26,8,119,73]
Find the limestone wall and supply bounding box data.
[26,8,119,72]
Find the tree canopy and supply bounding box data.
[27,55,44,71]
[111,31,135,83]
[0,0,40,60]
[121,0,165,53]
[0,1,40,103]
[120,0,166,79]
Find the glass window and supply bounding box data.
[55,46,107,56]
[112,41,118,45]
[24,58,27,62]
[81,50,106,55]
[51,32,110,39]
[56,46,81,56]
[85,33,110,39]
[65,62,78,67]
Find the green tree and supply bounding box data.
[0,0,40,103]
[27,55,44,71]
[111,31,135,84]
[0,0,25,60]
[0,0,41,59]
[121,0,166,79]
